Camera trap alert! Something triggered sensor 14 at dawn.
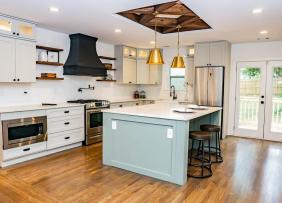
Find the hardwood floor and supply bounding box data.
[0,136,282,203]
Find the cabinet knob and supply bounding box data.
[13,32,15,35]
[13,79,16,82]
[17,33,19,36]
[17,78,20,81]
[129,81,132,84]
[119,105,123,107]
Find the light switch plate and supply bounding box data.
[112,121,117,130]
[167,128,173,139]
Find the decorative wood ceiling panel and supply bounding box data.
[117,1,211,34]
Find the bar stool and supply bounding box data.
[200,124,223,163]
[188,131,212,178]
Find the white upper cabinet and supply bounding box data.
[115,45,162,85]
[0,15,36,41]
[15,39,36,82]
[123,58,137,84]
[194,43,210,67]
[194,41,230,67]
[209,42,225,66]
[0,17,13,36]
[0,36,15,82]
[0,36,36,83]
[149,65,161,85]
[137,59,150,84]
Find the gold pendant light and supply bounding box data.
[171,25,185,68]
[147,14,164,65]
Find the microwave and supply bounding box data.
[2,116,47,149]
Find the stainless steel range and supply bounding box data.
[67,99,110,145]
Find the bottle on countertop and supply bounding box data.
[134,90,139,99]
[139,90,146,99]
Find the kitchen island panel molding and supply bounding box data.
[103,113,189,185]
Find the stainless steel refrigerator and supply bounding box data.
[194,66,224,107]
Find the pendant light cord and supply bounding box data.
[154,18,157,49]
[177,27,180,56]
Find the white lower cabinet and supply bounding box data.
[47,128,84,150]
[48,115,84,134]
[3,142,47,161]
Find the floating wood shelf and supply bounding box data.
[36,77,64,80]
[106,69,117,71]
[96,80,116,82]
[36,45,64,52]
[99,56,116,60]
[36,61,64,66]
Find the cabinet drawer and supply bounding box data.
[48,115,84,134]
[3,142,46,161]
[47,128,84,149]
[47,107,84,118]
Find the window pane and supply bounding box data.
[238,67,261,130]
[170,77,185,91]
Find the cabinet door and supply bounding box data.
[209,42,225,66]
[15,21,36,40]
[137,59,150,84]
[0,36,16,82]
[137,49,149,59]
[15,39,36,82]
[194,43,210,67]
[149,64,161,85]
[0,17,13,36]
[123,58,137,84]
[123,46,136,58]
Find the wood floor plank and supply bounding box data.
[0,136,282,203]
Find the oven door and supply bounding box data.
[87,109,103,134]
[2,116,47,149]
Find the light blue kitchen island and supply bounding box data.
[102,101,222,185]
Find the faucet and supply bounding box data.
[170,85,177,100]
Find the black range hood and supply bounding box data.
[63,33,106,77]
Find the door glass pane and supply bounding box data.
[271,67,282,132]
[0,19,12,32]
[19,24,33,37]
[238,67,261,130]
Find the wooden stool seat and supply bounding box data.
[200,124,223,163]
[190,131,211,140]
[200,124,221,132]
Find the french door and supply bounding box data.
[234,61,282,142]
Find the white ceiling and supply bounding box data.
[1,0,282,47]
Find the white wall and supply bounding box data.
[0,28,137,106]
[142,47,194,102]
[228,41,282,135]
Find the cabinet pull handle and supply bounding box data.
[119,105,123,107]
[64,136,70,140]
[23,148,30,152]
[64,110,70,113]
[64,122,70,125]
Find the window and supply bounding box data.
[170,68,185,90]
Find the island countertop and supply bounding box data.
[102,101,222,121]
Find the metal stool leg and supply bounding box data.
[189,139,194,166]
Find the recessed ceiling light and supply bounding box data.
[150,41,155,45]
[260,30,268,34]
[114,29,122,33]
[253,8,263,14]
[49,6,59,13]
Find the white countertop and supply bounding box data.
[103,101,222,121]
[0,103,85,114]
[109,98,156,103]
